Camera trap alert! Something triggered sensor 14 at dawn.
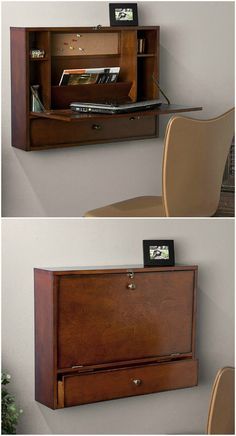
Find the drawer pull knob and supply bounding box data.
[127,283,136,290]
[133,379,142,386]
[129,116,140,121]
[92,124,102,130]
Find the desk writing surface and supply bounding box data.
[30,104,203,122]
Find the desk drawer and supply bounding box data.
[59,359,198,407]
[30,115,157,148]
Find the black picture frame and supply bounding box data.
[109,3,138,27]
[143,240,175,267]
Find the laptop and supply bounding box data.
[70,99,162,114]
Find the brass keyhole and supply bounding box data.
[127,271,134,279]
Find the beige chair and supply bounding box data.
[207,367,235,434]
[84,108,234,217]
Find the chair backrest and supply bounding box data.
[162,108,235,216]
[206,367,235,434]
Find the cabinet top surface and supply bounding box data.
[10,26,159,32]
[34,264,198,275]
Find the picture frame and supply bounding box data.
[109,3,138,27]
[143,240,175,267]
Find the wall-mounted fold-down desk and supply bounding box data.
[34,264,198,409]
[11,26,202,151]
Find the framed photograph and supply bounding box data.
[143,240,175,267]
[109,3,138,26]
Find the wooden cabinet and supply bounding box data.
[34,265,198,409]
[11,26,202,151]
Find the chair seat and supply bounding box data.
[84,196,166,217]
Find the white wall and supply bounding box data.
[2,1,234,217]
[2,218,234,434]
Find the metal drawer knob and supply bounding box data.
[129,116,140,121]
[127,283,136,290]
[133,379,142,386]
[92,124,102,130]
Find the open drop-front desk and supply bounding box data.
[11,26,202,151]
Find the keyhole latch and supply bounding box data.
[127,271,134,279]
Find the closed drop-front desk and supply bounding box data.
[34,265,198,409]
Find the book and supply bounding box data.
[67,73,99,85]
[97,73,119,84]
[59,67,120,86]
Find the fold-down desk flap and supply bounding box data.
[151,104,202,115]
[30,104,202,123]
[30,111,72,122]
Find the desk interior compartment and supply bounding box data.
[11,26,201,151]
[51,32,120,57]
[51,82,132,109]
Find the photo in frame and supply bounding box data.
[109,3,138,26]
[143,240,175,267]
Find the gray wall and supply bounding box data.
[2,218,234,434]
[2,1,234,217]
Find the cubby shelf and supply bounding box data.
[30,57,49,61]
[51,54,120,59]
[137,53,156,58]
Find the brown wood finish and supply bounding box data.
[57,352,193,375]
[11,26,202,151]
[119,30,137,101]
[12,26,160,32]
[57,381,65,408]
[34,269,57,409]
[61,359,198,407]
[29,31,51,109]
[57,271,194,368]
[28,104,201,150]
[191,268,198,358]
[10,28,29,150]
[35,264,198,274]
[34,265,198,409]
[30,115,156,147]
[51,82,132,108]
[30,104,203,122]
[137,28,159,100]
